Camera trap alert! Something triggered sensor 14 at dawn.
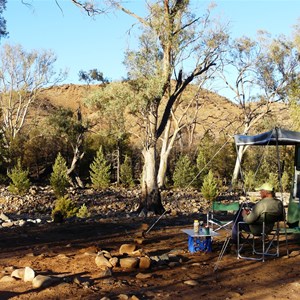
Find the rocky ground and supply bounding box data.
[0,186,300,300]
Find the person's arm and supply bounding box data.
[243,202,263,224]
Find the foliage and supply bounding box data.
[7,158,30,196]
[172,155,198,188]
[281,171,290,193]
[78,68,109,84]
[50,153,70,197]
[201,170,219,202]
[89,146,111,190]
[0,44,67,155]
[244,170,256,192]
[0,0,7,39]
[76,203,91,218]
[51,196,78,221]
[268,172,279,192]
[120,155,134,187]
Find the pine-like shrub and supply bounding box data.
[120,155,134,187]
[244,170,256,192]
[51,196,78,221]
[201,170,219,202]
[76,203,91,218]
[7,158,31,196]
[281,171,290,192]
[172,155,198,188]
[268,172,279,192]
[89,146,111,190]
[50,153,70,197]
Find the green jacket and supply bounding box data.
[243,197,284,235]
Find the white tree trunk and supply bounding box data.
[232,145,245,183]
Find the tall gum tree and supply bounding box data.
[215,33,299,184]
[0,43,67,160]
[71,0,228,214]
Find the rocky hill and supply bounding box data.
[36,83,291,142]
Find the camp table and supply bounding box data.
[181,228,219,253]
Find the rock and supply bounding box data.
[32,275,59,289]
[23,266,35,282]
[119,257,139,269]
[130,296,140,300]
[136,273,152,279]
[119,244,136,255]
[2,221,14,228]
[0,212,10,221]
[139,256,151,269]
[0,275,16,282]
[134,237,144,245]
[95,254,113,269]
[118,294,129,300]
[98,267,113,278]
[184,279,199,286]
[109,257,119,268]
[11,268,25,279]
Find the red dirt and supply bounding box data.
[0,214,300,300]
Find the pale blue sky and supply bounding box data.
[3,0,300,87]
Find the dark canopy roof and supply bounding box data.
[234,128,300,146]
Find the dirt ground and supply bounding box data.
[0,212,300,300]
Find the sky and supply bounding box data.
[3,0,300,94]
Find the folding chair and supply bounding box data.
[207,201,240,232]
[237,212,283,262]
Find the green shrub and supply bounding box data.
[268,172,279,192]
[7,158,30,196]
[120,155,134,187]
[76,203,91,218]
[201,170,219,202]
[51,196,78,221]
[89,146,111,190]
[244,170,256,192]
[281,171,290,192]
[50,153,70,197]
[172,155,198,188]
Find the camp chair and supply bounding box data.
[207,201,240,232]
[237,212,283,262]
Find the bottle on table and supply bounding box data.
[193,220,199,233]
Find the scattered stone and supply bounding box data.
[134,237,144,245]
[32,275,59,289]
[119,244,136,255]
[0,212,9,221]
[120,257,139,269]
[139,256,151,269]
[118,294,129,300]
[11,268,25,280]
[100,297,111,300]
[23,266,35,282]
[184,279,199,286]
[109,257,119,268]
[289,250,300,257]
[95,253,113,269]
[0,275,16,282]
[168,262,180,267]
[130,295,140,300]
[136,273,152,279]
[98,267,113,278]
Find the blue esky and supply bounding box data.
[3,0,300,88]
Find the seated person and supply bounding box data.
[231,182,284,245]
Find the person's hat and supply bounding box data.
[255,182,274,191]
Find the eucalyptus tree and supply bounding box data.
[0,43,67,160]
[72,0,228,214]
[216,33,299,183]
